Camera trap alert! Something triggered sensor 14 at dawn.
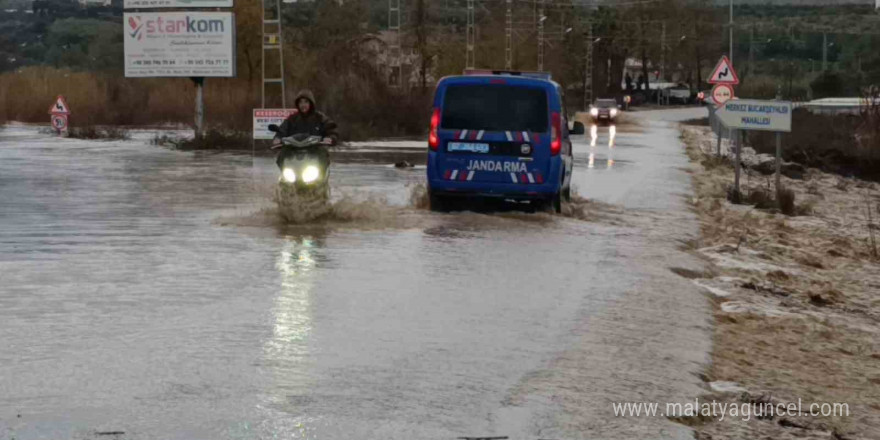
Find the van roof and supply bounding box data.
[463,69,553,81]
[440,72,560,90]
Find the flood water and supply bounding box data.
[1,109,713,440]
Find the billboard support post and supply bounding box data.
[192,77,205,138]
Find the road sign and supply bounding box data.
[49,95,70,115]
[715,99,792,132]
[708,56,739,85]
[253,109,297,140]
[51,114,68,134]
[711,84,734,106]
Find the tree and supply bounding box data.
[233,0,261,82]
[44,18,121,71]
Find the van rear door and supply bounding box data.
[436,83,551,185]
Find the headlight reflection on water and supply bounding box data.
[266,238,319,361]
[609,124,617,148]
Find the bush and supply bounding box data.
[810,71,845,99]
[777,187,796,215]
[68,126,130,140]
[152,129,252,151]
[737,75,811,101]
[747,109,880,181]
[745,187,776,210]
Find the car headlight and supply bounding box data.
[282,168,296,183]
[610,108,618,117]
[301,165,320,183]
[590,108,599,116]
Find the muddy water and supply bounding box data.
[2,109,712,440]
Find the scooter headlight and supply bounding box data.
[590,107,599,116]
[301,165,320,184]
[282,168,296,183]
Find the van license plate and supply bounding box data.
[448,142,490,153]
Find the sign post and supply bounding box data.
[708,56,739,160]
[715,99,793,199]
[776,132,782,198]
[48,95,70,136]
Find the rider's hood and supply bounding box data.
[294,89,317,114]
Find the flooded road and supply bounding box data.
[2,108,712,440]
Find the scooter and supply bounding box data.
[268,124,331,203]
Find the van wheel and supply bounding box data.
[551,192,562,213]
[539,192,562,214]
[429,191,449,212]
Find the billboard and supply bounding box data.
[124,12,235,78]
[124,0,233,8]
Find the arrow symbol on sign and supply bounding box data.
[719,68,729,78]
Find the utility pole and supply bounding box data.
[505,0,512,69]
[822,32,828,71]
[466,0,475,69]
[748,26,754,77]
[261,0,286,108]
[584,22,593,111]
[388,0,402,86]
[660,21,666,82]
[729,0,734,65]
[537,0,545,71]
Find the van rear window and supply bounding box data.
[441,85,548,132]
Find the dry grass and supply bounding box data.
[0,66,254,129]
[68,126,131,140]
[680,124,880,440]
[0,66,430,141]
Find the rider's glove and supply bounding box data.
[321,137,333,146]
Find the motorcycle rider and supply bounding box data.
[272,89,339,148]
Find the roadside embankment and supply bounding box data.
[677,124,880,440]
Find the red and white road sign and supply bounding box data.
[708,56,739,85]
[51,114,68,132]
[48,95,71,115]
[712,84,735,106]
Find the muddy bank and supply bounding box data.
[677,125,880,440]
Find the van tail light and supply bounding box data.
[550,112,561,156]
[428,108,441,151]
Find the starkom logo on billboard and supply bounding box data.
[127,14,226,40]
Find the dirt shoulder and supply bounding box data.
[677,125,880,440]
